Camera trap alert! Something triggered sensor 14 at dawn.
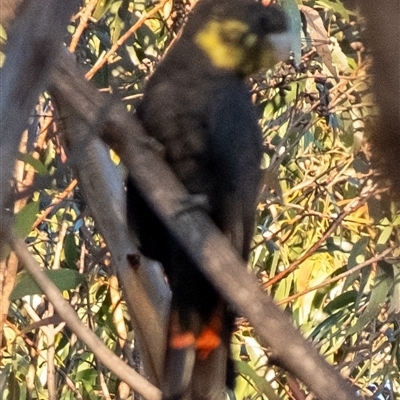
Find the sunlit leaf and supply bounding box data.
[299,5,337,76]
[17,153,49,175]
[10,269,86,300]
[14,201,40,238]
[347,265,392,336]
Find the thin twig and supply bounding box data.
[278,246,396,305]
[69,0,99,53]
[46,304,56,400]
[5,319,83,398]
[32,179,78,230]
[264,184,383,288]
[85,0,168,80]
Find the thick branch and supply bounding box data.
[51,96,170,386]
[360,0,400,198]
[50,50,358,400]
[0,0,79,233]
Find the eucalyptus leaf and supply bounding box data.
[279,0,302,64]
[10,269,86,300]
[236,361,281,400]
[347,265,392,336]
[14,201,40,239]
[17,153,49,175]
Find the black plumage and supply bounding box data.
[127,1,288,398]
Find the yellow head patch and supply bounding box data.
[195,19,249,72]
[194,18,280,75]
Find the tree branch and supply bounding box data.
[7,233,162,400]
[51,93,170,386]
[50,49,358,400]
[360,0,400,198]
[0,0,79,232]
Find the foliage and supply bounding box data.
[1,0,398,399]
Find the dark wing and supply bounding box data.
[129,69,211,264]
[128,64,262,400]
[128,74,226,399]
[184,80,263,400]
[207,79,263,260]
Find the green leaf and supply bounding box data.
[64,234,79,269]
[323,290,357,314]
[7,370,21,400]
[92,0,115,20]
[315,0,351,20]
[311,310,348,342]
[10,269,86,300]
[0,363,11,394]
[378,225,393,245]
[326,236,354,253]
[347,265,392,336]
[236,361,280,400]
[14,201,40,238]
[275,272,293,303]
[76,368,99,383]
[388,263,400,313]
[81,378,99,400]
[343,236,368,290]
[17,153,49,175]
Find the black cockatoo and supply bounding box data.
[127,0,288,398]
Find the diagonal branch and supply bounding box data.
[0,0,79,231]
[264,184,381,288]
[278,246,397,306]
[7,233,162,400]
[0,0,79,366]
[50,94,170,386]
[50,49,358,400]
[85,0,169,80]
